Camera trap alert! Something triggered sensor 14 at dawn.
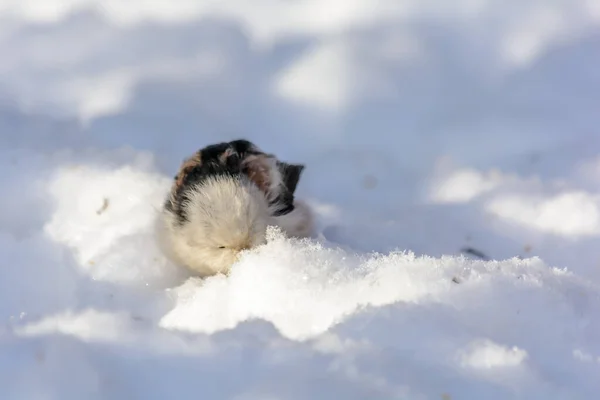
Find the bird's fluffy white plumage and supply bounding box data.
[156,173,314,277]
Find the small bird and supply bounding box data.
[156,139,314,277]
[172,139,304,216]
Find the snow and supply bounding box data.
[1,0,600,399]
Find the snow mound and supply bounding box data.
[44,160,188,288]
[0,152,598,399]
[486,191,600,237]
[459,340,528,369]
[161,226,455,340]
[160,225,600,346]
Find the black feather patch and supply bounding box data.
[278,162,305,195]
[167,138,307,220]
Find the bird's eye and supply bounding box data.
[218,246,226,249]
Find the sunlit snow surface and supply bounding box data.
[1,0,600,398]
